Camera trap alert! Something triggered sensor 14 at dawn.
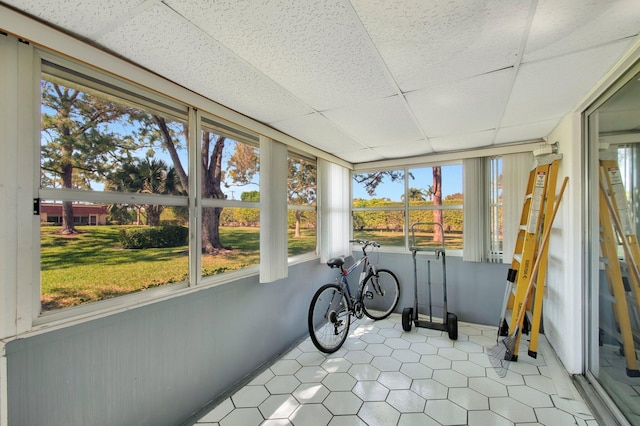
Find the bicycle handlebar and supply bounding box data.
[349,239,381,249]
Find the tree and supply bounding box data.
[432,166,443,242]
[106,157,182,226]
[353,171,404,196]
[288,157,316,238]
[403,187,429,202]
[41,81,140,234]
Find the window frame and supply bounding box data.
[286,150,318,261]
[351,161,463,255]
[32,49,315,323]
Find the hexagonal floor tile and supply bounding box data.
[231,385,270,408]
[489,396,537,423]
[358,401,400,426]
[322,391,363,415]
[377,371,412,390]
[348,364,381,381]
[290,403,333,426]
[266,375,302,394]
[424,399,467,425]
[410,379,448,400]
[295,366,328,383]
[259,394,299,419]
[292,383,330,404]
[352,380,390,401]
[386,389,426,413]
[322,372,357,391]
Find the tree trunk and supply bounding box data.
[60,162,78,234]
[201,134,230,253]
[202,207,225,253]
[146,205,162,226]
[294,210,302,238]
[432,166,443,243]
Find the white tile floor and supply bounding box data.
[192,314,599,426]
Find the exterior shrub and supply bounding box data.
[119,225,188,249]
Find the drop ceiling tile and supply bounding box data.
[351,0,530,92]
[502,40,631,127]
[322,96,423,147]
[369,139,433,159]
[2,0,147,38]
[166,0,396,111]
[494,119,558,144]
[429,130,495,152]
[406,69,513,138]
[524,0,640,62]
[96,3,313,124]
[270,113,365,154]
[332,147,386,164]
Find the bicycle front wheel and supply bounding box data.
[362,269,400,320]
[308,284,351,353]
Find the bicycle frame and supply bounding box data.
[335,242,379,314]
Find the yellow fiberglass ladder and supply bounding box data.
[599,148,640,377]
[497,151,561,361]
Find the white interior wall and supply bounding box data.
[543,113,584,374]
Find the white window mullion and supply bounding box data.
[319,160,350,262]
[189,108,201,286]
[260,136,288,283]
[462,157,486,262]
[502,152,533,263]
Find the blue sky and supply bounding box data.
[353,164,463,200]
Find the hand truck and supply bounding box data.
[402,222,458,340]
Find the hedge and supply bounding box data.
[119,225,188,249]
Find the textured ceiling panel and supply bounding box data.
[166,0,396,111]
[331,147,390,164]
[368,139,433,159]
[351,0,530,92]
[406,69,513,138]
[322,96,423,147]
[4,1,640,164]
[524,0,640,62]
[429,130,495,152]
[494,119,559,144]
[270,112,364,154]
[2,0,147,38]
[502,40,631,127]
[97,3,313,124]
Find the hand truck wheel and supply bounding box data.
[447,312,458,340]
[402,307,413,331]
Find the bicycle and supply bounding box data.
[308,239,400,353]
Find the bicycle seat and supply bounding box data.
[326,256,345,268]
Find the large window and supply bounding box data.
[200,117,260,279]
[38,57,289,312]
[287,152,317,257]
[40,60,190,312]
[586,62,640,424]
[352,164,463,251]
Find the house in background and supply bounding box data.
[39,203,108,226]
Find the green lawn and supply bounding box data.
[352,229,463,249]
[40,225,316,311]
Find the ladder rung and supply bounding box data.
[513,253,522,263]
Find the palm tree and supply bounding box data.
[106,157,181,226]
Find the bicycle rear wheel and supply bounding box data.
[362,269,400,320]
[308,284,351,353]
